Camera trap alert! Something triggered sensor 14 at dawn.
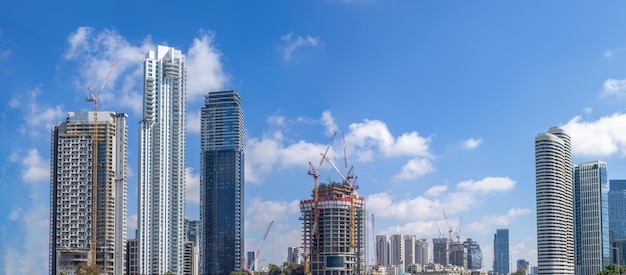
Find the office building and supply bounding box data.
[574,161,609,275]
[300,181,366,274]
[376,235,390,267]
[138,45,187,274]
[288,247,304,265]
[535,127,574,274]
[415,239,429,266]
[463,238,483,270]
[493,229,509,275]
[433,238,450,265]
[201,90,245,275]
[184,219,200,275]
[609,180,626,239]
[50,111,128,275]
[403,235,416,271]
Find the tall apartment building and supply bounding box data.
[201,90,245,275]
[402,235,416,271]
[50,111,127,275]
[376,235,390,267]
[300,181,366,274]
[415,239,429,266]
[574,161,610,275]
[463,238,483,270]
[493,229,509,275]
[127,238,138,275]
[390,234,403,266]
[535,127,574,274]
[433,237,450,265]
[138,45,187,275]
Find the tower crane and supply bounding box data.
[305,132,336,274]
[321,152,357,247]
[243,221,274,274]
[86,59,117,265]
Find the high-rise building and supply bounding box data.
[376,235,390,267]
[516,259,529,275]
[127,237,138,275]
[463,238,483,270]
[390,234,404,266]
[493,229,509,275]
[449,241,467,268]
[433,238,450,265]
[184,219,200,275]
[415,239,429,266]
[137,45,186,275]
[201,90,245,275]
[403,235,416,271]
[50,111,128,275]
[300,181,366,274]
[535,127,574,274]
[288,246,304,265]
[609,180,626,239]
[574,161,610,275]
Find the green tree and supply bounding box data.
[596,263,626,275]
[230,270,247,275]
[267,264,281,275]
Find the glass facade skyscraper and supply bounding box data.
[574,161,609,275]
[493,229,509,275]
[138,45,187,275]
[200,90,244,275]
[535,127,574,274]
[463,238,483,270]
[609,180,626,240]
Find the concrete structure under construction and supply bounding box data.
[300,181,366,274]
[50,111,128,275]
[433,238,450,265]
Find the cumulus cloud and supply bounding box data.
[63,27,227,115]
[462,138,482,150]
[602,78,626,98]
[15,87,65,137]
[456,177,516,194]
[465,208,530,233]
[245,111,436,183]
[186,110,201,134]
[280,33,321,61]
[185,167,200,205]
[186,31,228,101]
[367,176,516,221]
[19,149,50,184]
[127,214,137,236]
[561,114,626,157]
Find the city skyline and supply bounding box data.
[7,2,626,274]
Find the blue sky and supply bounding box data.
[3,1,626,273]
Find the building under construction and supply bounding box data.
[300,180,366,275]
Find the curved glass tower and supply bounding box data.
[535,127,574,275]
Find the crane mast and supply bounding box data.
[86,59,117,266]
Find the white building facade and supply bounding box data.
[138,45,186,275]
[535,127,574,274]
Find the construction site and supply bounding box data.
[300,134,367,275]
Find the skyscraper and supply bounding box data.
[433,237,450,265]
[50,111,127,275]
[390,234,404,266]
[463,238,483,270]
[138,45,187,274]
[609,180,626,240]
[414,239,429,266]
[535,127,574,274]
[200,90,245,275]
[493,229,509,275]
[574,161,610,275]
[376,235,390,267]
[402,235,416,272]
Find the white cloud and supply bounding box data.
[186,110,201,134]
[393,158,435,181]
[457,177,516,194]
[246,198,301,229]
[462,138,482,150]
[465,208,530,233]
[186,30,228,101]
[63,27,153,114]
[127,213,137,237]
[321,110,338,136]
[602,78,626,98]
[17,87,65,137]
[424,185,447,198]
[584,107,592,114]
[19,148,49,184]
[245,111,436,183]
[280,33,321,61]
[367,177,517,221]
[185,167,200,205]
[2,205,49,274]
[604,48,622,60]
[561,114,626,157]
